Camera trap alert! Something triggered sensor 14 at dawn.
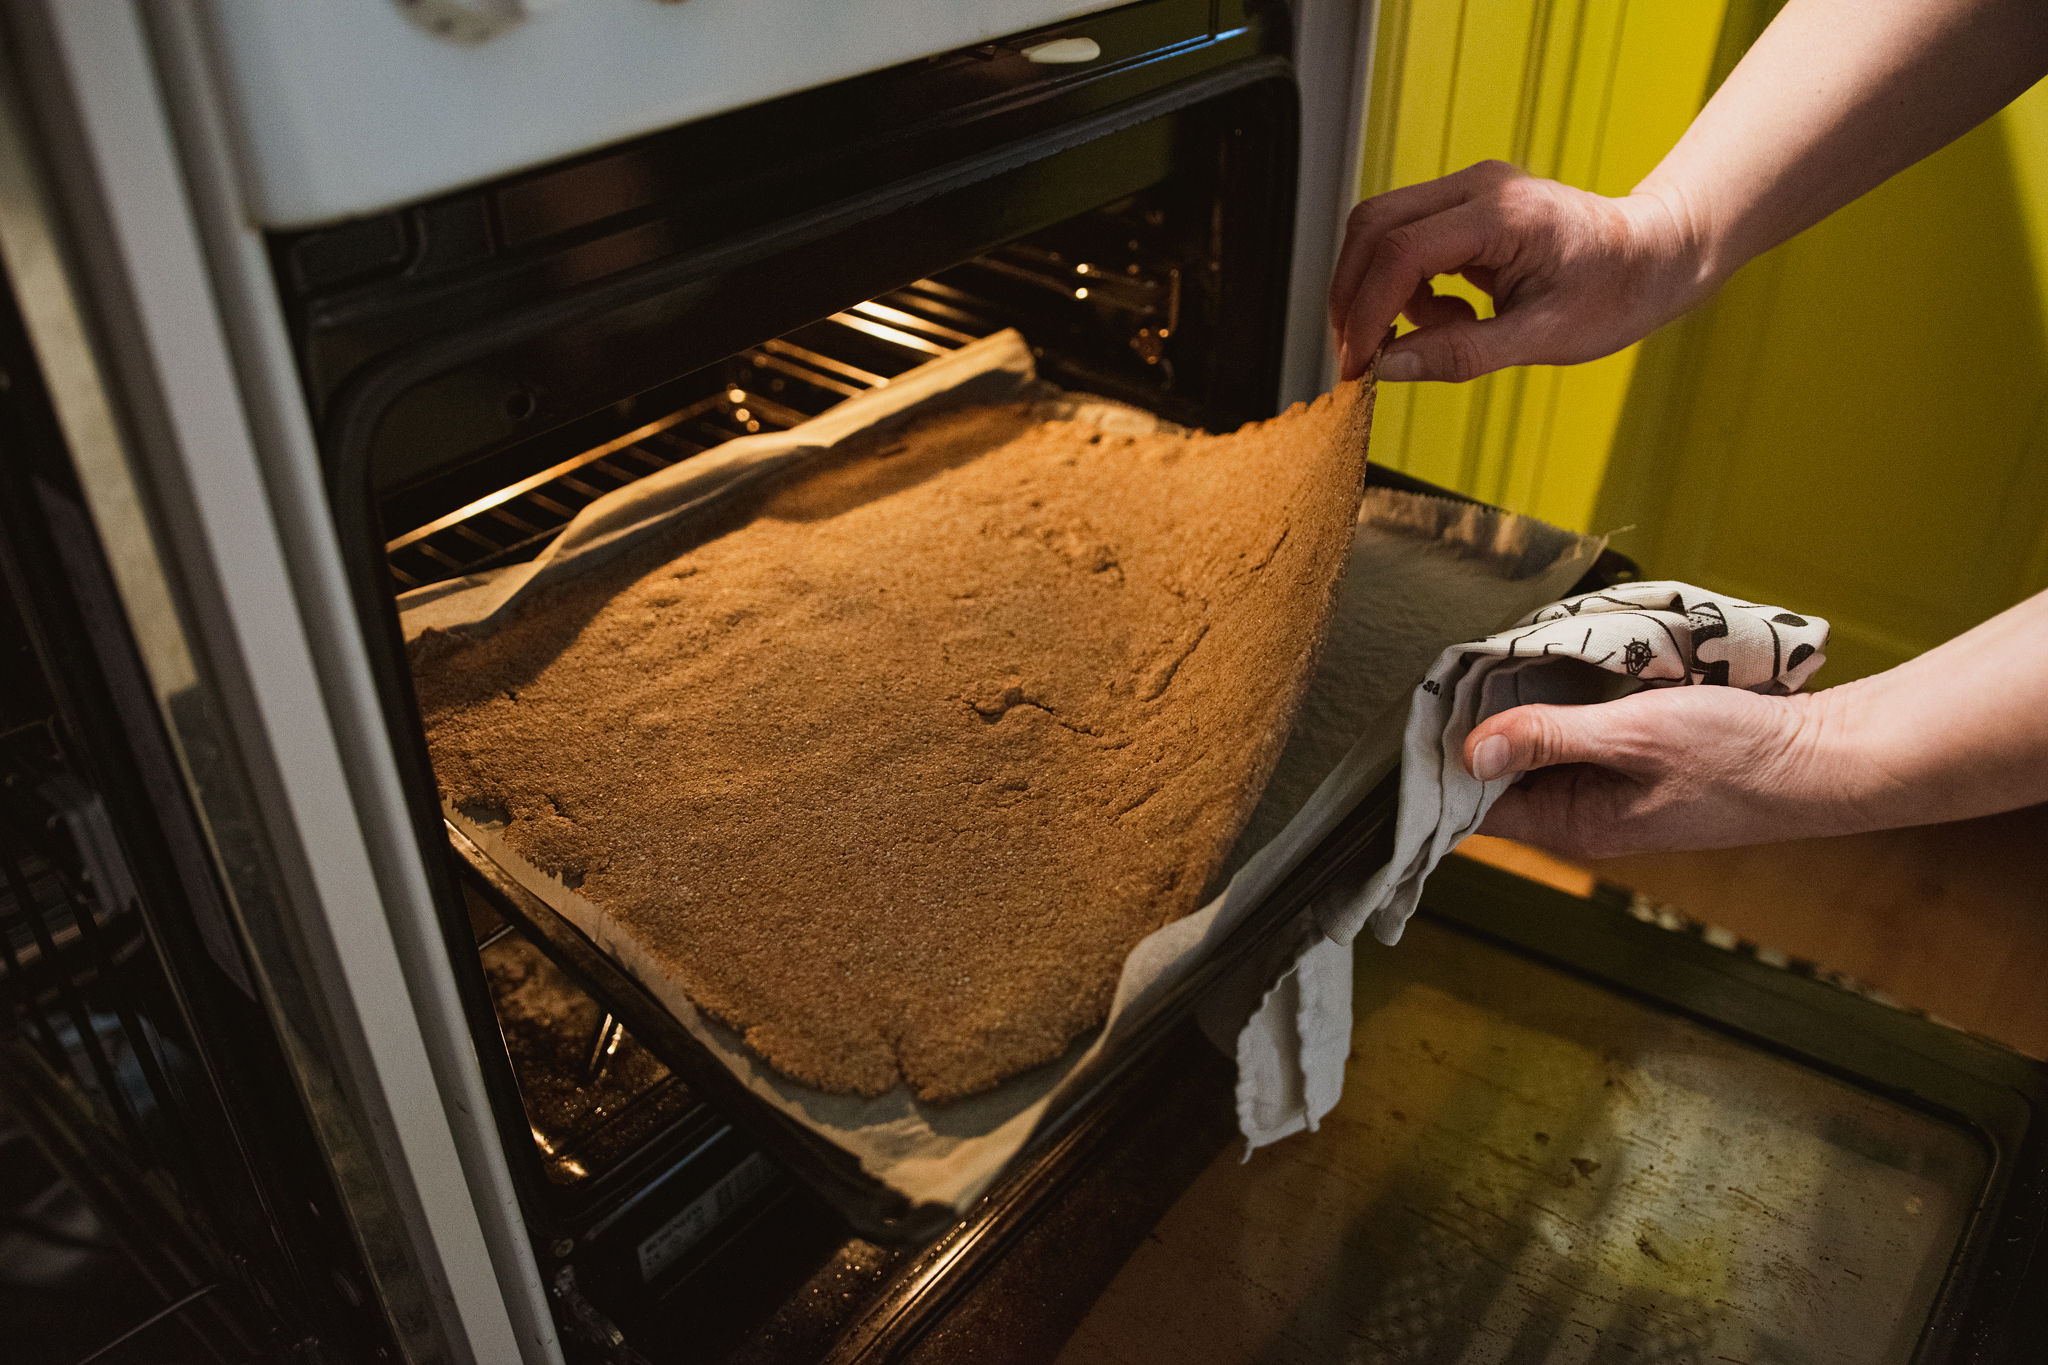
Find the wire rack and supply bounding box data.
[383,230,1184,594]
[0,726,179,1180]
[384,280,1000,593]
[0,721,261,1363]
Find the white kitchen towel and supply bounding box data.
[1234,927,1354,1148]
[1323,580,1831,950]
[1201,493,1606,1153]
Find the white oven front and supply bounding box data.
[199,0,1141,228]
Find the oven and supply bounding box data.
[2,2,2047,1363]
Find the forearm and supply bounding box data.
[1804,587,2048,829]
[1637,0,2048,298]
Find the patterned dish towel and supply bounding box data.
[1322,580,1831,950]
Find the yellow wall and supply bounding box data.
[1366,0,2048,681]
[1360,0,1740,532]
[1605,78,2048,681]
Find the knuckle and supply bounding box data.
[1491,175,1540,211]
[1489,176,1552,231]
[1376,223,1425,270]
[1346,197,1381,231]
[1435,327,1487,384]
[1521,707,1580,767]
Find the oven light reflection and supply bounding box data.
[831,311,948,356]
[846,299,977,346]
[386,406,694,554]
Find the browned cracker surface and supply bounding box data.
[413,379,1375,1100]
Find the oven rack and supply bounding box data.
[0,714,268,1364]
[384,244,1180,596]
[471,903,708,1194]
[382,285,989,593]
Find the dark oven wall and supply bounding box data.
[259,0,1304,1291]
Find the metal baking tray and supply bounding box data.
[443,462,1635,1242]
[449,770,1400,1242]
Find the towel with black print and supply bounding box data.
[1322,581,1829,948]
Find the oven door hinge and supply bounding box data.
[549,1265,652,1365]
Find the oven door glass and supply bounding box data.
[1043,860,2015,1365]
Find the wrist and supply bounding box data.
[1778,679,1917,835]
[1621,178,1721,316]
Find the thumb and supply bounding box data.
[1377,312,1542,384]
[1464,703,1646,782]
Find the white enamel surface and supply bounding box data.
[197,0,1127,226]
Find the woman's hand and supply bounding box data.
[1466,585,2048,859]
[1330,2,2048,386]
[1462,685,1872,859]
[1326,161,1708,383]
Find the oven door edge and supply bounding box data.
[2,2,563,1362]
[1279,0,1379,405]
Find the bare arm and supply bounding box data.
[1811,584,2048,830]
[1465,587,2048,859]
[1329,0,2048,383]
[1643,0,2048,292]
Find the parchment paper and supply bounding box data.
[400,330,1604,1212]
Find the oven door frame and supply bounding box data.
[0,2,561,1361]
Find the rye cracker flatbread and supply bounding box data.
[413,378,1375,1100]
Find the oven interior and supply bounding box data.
[384,190,1226,598]
[269,7,2048,1353]
[267,7,1310,1349]
[389,190,1291,1355]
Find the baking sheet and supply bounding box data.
[401,330,1604,1213]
